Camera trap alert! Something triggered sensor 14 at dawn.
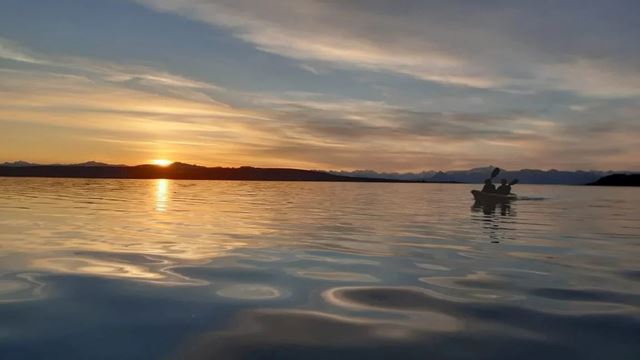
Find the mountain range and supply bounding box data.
[1,162,635,184]
[0,162,419,182]
[0,161,123,167]
[330,166,631,185]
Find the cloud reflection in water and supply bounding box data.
[0,179,639,359]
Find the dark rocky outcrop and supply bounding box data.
[588,174,640,187]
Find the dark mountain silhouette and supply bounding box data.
[331,166,624,185]
[588,174,640,186]
[72,161,123,167]
[329,169,437,181]
[0,162,438,182]
[0,160,123,167]
[0,161,40,167]
[2,162,632,184]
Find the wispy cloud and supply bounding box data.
[0,37,44,64]
[0,36,221,93]
[133,0,640,97]
[1,32,639,170]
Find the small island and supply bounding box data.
[588,174,640,187]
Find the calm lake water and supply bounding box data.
[1,178,639,359]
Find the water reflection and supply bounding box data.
[155,179,169,211]
[173,286,639,360]
[0,179,639,359]
[216,284,284,300]
[471,200,513,216]
[32,257,165,280]
[471,200,517,243]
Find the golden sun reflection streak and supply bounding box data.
[155,179,169,212]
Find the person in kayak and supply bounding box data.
[496,179,512,195]
[481,179,496,193]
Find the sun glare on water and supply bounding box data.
[151,159,173,167]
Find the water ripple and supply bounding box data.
[0,179,639,359]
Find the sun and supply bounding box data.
[151,159,173,167]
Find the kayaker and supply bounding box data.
[481,179,496,193]
[496,179,512,195]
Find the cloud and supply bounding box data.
[0,63,539,170]
[3,57,638,170]
[0,36,221,93]
[2,32,639,170]
[133,0,640,97]
[0,37,44,64]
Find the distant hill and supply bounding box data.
[329,169,437,181]
[0,162,420,182]
[331,166,622,185]
[0,160,123,167]
[0,161,40,167]
[71,161,124,167]
[588,174,640,187]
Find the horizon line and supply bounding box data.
[0,160,636,174]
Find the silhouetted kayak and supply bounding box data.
[471,190,517,202]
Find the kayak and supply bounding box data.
[471,190,517,202]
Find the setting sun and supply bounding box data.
[151,159,172,167]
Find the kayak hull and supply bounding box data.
[471,190,517,202]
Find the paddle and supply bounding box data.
[490,167,500,179]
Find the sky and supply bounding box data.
[0,0,638,171]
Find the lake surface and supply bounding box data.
[1,178,639,359]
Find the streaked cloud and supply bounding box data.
[0,37,44,64]
[134,0,640,97]
[0,36,220,93]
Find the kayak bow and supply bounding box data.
[471,190,517,202]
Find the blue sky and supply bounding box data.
[1,0,638,170]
